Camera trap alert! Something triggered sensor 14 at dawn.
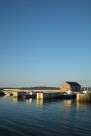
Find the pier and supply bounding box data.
[36,92,62,100]
[2,89,91,102]
[77,92,91,102]
[2,88,76,99]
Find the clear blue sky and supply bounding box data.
[0,0,91,87]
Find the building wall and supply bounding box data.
[60,82,71,93]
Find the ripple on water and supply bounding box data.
[0,97,91,136]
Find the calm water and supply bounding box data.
[0,96,91,136]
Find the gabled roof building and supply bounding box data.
[60,81,81,93]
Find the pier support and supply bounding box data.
[13,91,24,97]
[77,93,91,102]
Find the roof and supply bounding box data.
[66,81,81,86]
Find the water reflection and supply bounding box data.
[61,100,72,108]
[36,99,43,107]
[3,95,91,109]
[76,101,91,108]
[1,95,91,136]
[26,98,32,104]
[36,98,58,107]
[12,97,33,104]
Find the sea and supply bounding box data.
[0,96,91,136]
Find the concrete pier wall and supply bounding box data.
[36,93,50,99]
[77,93,91,102]
[36,92,62,100]
[13,92,24,97]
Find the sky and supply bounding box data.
[0,0,91,87]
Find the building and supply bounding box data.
[60,81,81,93]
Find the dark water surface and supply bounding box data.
[0,96,91,136]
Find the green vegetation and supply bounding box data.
[20,86,60,90]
